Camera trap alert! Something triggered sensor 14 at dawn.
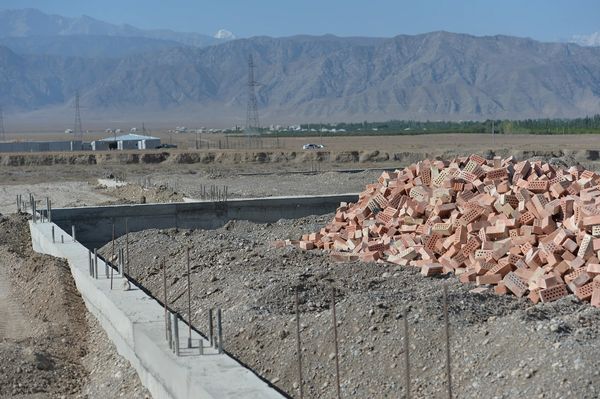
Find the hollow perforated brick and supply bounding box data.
[539,284,568,303]
[469,154,487,165]
[503,272,528,297]
[486,168,508,180]
[575,282,594,301]
[527,180,549,193]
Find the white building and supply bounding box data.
[91,134,161,151]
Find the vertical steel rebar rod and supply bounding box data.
[94,248,98,279]
[163,261,169,341]
[125,218,129,275]
[295,288,304,399]
[209,309,214,348]
[404,308,411,399]
[111,221,115,260]
[110,256,114,289]
[332,287,341,399]
[217,308,223,354]
[444,285,453,399]
[172,312,180,356]
[187,247,192,348]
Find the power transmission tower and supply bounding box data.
[246,54,260,135]
[0,105,5,142]
[73,90,84,144]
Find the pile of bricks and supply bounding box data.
[296,155,600,306]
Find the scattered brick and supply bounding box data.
[295,155,600,307]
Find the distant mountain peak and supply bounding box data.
[214,29,235,40]
[0,8,223,48]
[570,32,600,47]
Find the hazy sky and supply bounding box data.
[2,0,599,42]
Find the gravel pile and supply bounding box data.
[103,215,600,398]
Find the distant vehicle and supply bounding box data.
[302,143,324,150]
[156,143,177,149]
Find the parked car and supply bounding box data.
[155,143,178,149]
[302,143,324,150]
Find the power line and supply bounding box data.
[246,54,260,135]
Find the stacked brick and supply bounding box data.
[296,155,600,307]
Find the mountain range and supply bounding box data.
[1,8,600,127]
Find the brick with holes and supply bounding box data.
[503,272,529,297]
[539,284,569,303]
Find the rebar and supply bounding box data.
[125,218,129,275]
[295,288,304,399]
[444,284,453,399]
[110,256,114,290]
[51,226,55,243]
[163,261,169,341]
[111,221,115,260]
[404,308,411,399]
[187,247,192,349]
[121,247,125,275]
[172,312,180,356]
[217,308,223,354]
[332,287,341,399]
[105,252,109,278]
[71,225,76,242]
[209,309,214,348]
[94,248,98,279]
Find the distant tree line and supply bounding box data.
[268,115,600,136]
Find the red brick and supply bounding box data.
[539,284,568,303]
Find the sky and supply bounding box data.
[1,0,599,43]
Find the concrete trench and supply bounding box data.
[27,194,356,399]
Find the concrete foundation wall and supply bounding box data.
[48,194,357,250]
[30,221,284,399]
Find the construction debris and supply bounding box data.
[296,155,600,306]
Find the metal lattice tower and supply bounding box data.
[73,91,83,143]
[0,105,5,142]
[246,54,260,135]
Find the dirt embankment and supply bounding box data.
[0,214,150,398]
[1,148,599,168]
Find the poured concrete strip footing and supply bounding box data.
[29,220,284,399]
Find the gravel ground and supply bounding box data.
[146,169,382,199]
[0,214,150,398]
[101,215,600,399]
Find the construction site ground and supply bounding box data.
[101,215,600,399]
[0,214,150,398]
[1,134,600,397]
